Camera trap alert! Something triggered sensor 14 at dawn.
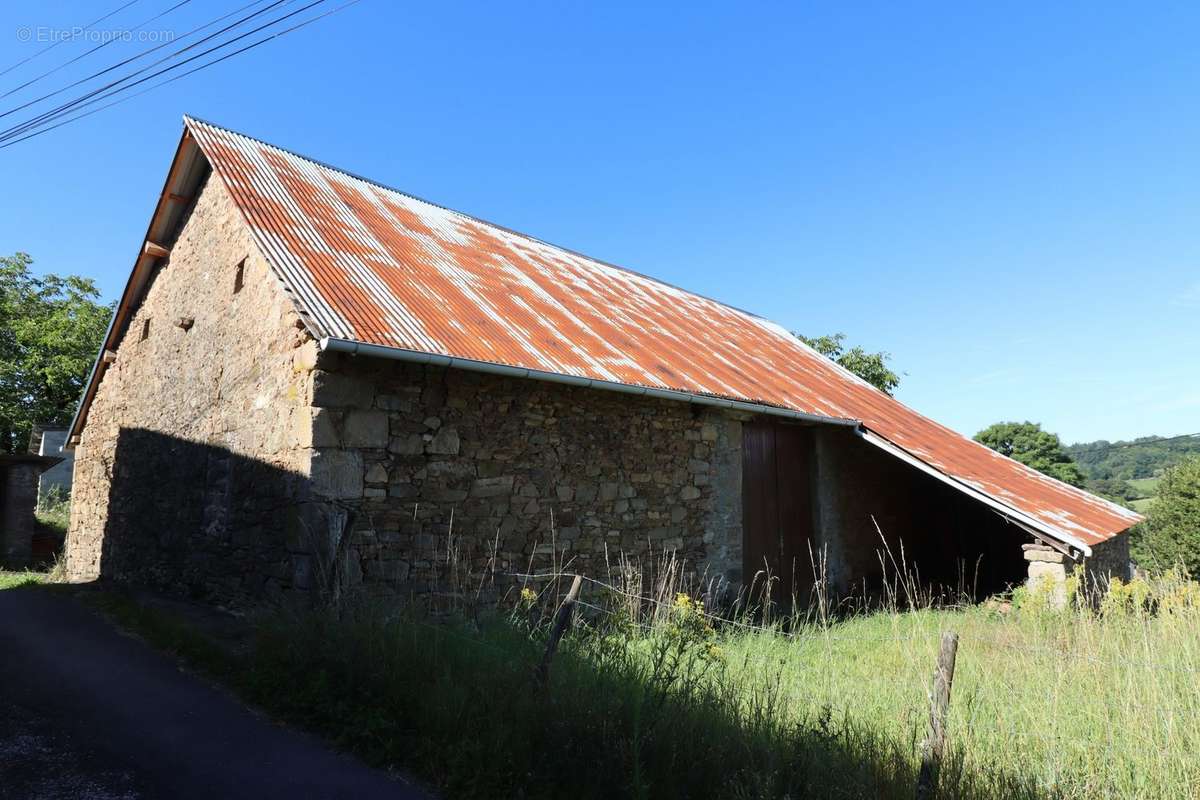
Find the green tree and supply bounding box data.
[796,332,900,395]
[973,421,1087,488]
[0,252,112,454]
[1132,458,1200,574]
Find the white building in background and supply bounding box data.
[29,425,74,501]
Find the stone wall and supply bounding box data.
[1076,533,1132,586]
[65,171,319,602]
[1023,533,1132,606]
[305,353,745,599]
[2,459,46,569]
[62,168,1099,609]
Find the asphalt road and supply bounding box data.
[0,587,432,800]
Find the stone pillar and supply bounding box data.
[2,463,40,569]
[1023,542,1068,607]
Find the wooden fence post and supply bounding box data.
[535,574,583,688]
[916,631,959,800]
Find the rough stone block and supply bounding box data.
[342,410,389,448]
[388,435,423,457]
[378,559,410,582]
[292,340,320,373]
[426,427,460,455]
[388,482,418,499]
[375,394,406,411]
[365,463,389,484]
[423,486,468,502]
[312,370,374,409]
[311,408,341,448]
[1027,560,1066,581]
[310,449,363,500]
[471,476,514,498]
[1023,548,1064,564]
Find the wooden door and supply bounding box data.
[742,421,815,605]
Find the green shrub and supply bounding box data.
[1132,457,1200,574]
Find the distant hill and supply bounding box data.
[1066,435,1200,506]
[1066,435,1200,481]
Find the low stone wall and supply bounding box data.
[1023,533,1132,604]
[306,354,745,601]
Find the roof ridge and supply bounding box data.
[182,114,776,326]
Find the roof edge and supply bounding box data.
[319,337,862,428]
[67,124,209,447]
[857,428,1098,554]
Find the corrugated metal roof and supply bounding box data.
[184,116,1139,546]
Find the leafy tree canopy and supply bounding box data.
[1131,458,1200,575]
[795,333,900,395]
[0,252,112,454]
[973,421,1087,488]
[1066,435,1200,481]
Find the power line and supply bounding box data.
[2,0,194,100]
[0,0,295,138]
[0,0,366,151]
[0,0,278,124]
[0,1,142,78]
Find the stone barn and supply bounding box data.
[63,117,1141,607]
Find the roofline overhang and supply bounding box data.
[320,336,1103,555]
[66,125,210,448]
[855,429,1095,557]
[319,336,862,428]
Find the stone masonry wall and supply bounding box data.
[65,172,320,602]
[1077,533,1132,586]
[306,353,745,599]
[1023,533,1132,606]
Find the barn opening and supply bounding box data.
[741,420,1031,607]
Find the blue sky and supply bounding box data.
[1,1,1196,444]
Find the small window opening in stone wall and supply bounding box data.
[233,258,246,294]
[140,318,150,341]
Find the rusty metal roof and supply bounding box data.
[176,117,1139,546]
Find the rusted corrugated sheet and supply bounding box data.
[186,116,1140,546]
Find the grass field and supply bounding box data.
[7,566,1198,799]
[1127,477,1161,513]
[26,568,1194,800]
[1128,477,1161,497]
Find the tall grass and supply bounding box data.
[64,519,1200,800]
[219,554,1199,800]
[35,485,71,538]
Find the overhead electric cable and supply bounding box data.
[0,0,365,150]
[2,0,194,100]
[0,0,295,137]
[0,1,141,78]
[0,0,277,122]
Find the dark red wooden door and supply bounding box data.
[742,421,815,605]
